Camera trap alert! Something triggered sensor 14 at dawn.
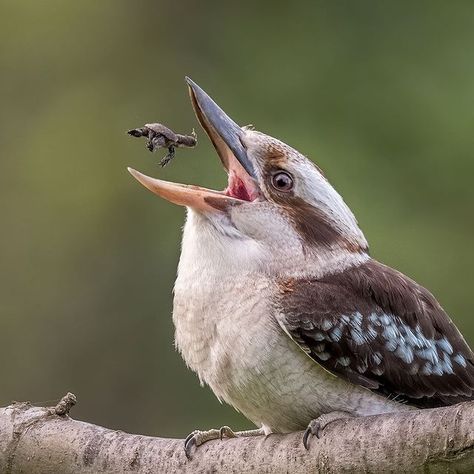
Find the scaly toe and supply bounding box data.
[219,425,237,440]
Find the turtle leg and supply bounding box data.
[127,128,146,138]
[149,134,168,153]
[146,131,156,152]
[159,145,175,167]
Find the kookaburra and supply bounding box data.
[128,78,474,458]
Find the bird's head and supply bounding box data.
[129,78,368,276]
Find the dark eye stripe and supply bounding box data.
[262,164,366,252]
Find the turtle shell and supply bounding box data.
[144,123,178,142]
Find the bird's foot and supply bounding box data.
[303,411,354,450]
[184,428,220,459]
[184,426,265,459]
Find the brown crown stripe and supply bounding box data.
[264,152,288,168]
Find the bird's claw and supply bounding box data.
[302,419,322,450]
[183,428,221,460]
[302,411,353,450]
[184,431,199,460]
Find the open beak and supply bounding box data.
[128,77,260,212]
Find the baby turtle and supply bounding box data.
[128,123,197,167]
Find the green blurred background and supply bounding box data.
[1,1,473,438]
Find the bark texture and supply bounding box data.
[0,397,473,473]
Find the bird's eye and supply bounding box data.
[271,171,293,192]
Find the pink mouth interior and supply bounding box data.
[224,171,259,202]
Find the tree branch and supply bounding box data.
[0,395,473,473]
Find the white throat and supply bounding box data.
[177,209,369,284]
[177,210,266,280]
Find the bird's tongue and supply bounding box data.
[225,170,259,202]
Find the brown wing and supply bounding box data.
[277,259,474,407]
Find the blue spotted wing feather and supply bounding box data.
[277,259,474,407]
